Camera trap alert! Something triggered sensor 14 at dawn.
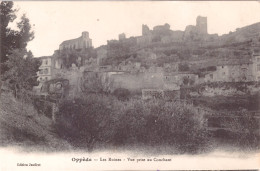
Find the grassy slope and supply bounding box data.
[0,91,72,152]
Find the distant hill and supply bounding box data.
[220,22,260,45]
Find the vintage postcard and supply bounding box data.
[0,1,260,170]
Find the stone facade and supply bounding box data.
[153,23,170,33]
[252,53,260,81]
[37,56,54,83]
[183,16,208,41]
[142,24,151,36]
[34,16,260,98]
[59,32,92,50]
[119,33,126,41]
[196,16,207,35]
[204,62,254,82]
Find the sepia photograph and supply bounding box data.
[0,1,260,170]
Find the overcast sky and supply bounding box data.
[12,1,260,57]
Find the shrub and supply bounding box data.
[142,100,209,153]
[55,94,116,149]
[221,111,260,148]
[178,63,190,72]
[55,95,210,153]
[113,88,130,101]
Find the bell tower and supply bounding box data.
[82,31,89,39]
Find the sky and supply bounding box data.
[11,1,260,57]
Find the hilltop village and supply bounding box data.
[35,16,260,99]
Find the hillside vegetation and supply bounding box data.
[0,91,72,152]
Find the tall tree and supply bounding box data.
[0,1,39,96]
[2,49,41,97]
[0,1,17,65]
[0,1,34,72]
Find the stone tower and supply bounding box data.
[82,31,89,39]
[119,33,126,41]
[142,24,150,36]
[196,16,207,35]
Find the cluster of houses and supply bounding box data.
[35,16,260,98]
[36,51,260,95]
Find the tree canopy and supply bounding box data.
[0,1,40,97]
[2,49,41,97]
[0,1,34,71]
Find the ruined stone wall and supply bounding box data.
[252,55,260,81]
[142,24,151,36]
[196,16,207,35]
[109,72,165,92]
[52,67,83,98]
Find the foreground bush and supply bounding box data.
[55,95,209,153]
[55,94,117,149]
[113,88,130,101]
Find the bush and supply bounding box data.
[55,94,116,149]
[113,88,130,101]
[178,63,190,72]
[55,95,210,153]
[142,100,209,153]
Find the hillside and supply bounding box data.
[0,91,72,152]
[99,22,260,69]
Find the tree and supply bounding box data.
[2,49,41,97]
[80,71,114,94]
[178,63,190,72]
[0,1,34,73]
[0,1,17,65]
[0,1,37,96]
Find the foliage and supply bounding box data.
[81,71,113,93]
[0,1,34,73]
[156,55,178,67]
[1,49,41,98]
[221,111,260,148]
[183,76,195,86]
[1,1,37,99]
[56,48,96,69]
[113,88,130,101]
[178,63,190,72]
[56,95,210,153]
[0,1,17,65]
[0,91,72,151]
[55,95,116,149]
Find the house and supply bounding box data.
[203,58,254,82]
[37,56,54,83]
[252,52,260,81]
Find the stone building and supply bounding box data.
[203,59,254,82]
[37,56,54,82]
[59,31,92,50]
[183,16,208,41]
[96,45,107,66]
[196,16,207,35]
[136,35,152,45]
[142,24,151,36]
[252,52,260,81]
[153,23,171,33]
[119,33,126,41]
